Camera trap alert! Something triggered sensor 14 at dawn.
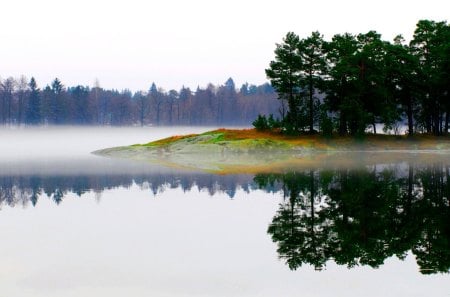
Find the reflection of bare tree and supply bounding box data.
[0,173,258,208]
[257,162,450,274]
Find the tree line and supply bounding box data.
[0,77,278,126]
[264,19,449,136]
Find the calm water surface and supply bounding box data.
[0,127,449,297]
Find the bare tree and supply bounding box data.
[1,77,17,125]
[17,75,29,125]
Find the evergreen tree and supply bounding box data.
[384,36,419,136]
[71,85,90,124]
[323,33,360,135]
[410,20,449,135]
[266,32,303,134]
[25,77,41,124]
[297,31,326,133]
[355,31,390,134]
[49,78,65,124]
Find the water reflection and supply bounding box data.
[1,159,449,275]
[0,170,257,207]
[256,162,450,274]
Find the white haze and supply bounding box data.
[0,126,214,161]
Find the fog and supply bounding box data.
[0,126,218,175]
[0,126,216,159]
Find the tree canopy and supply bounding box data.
[264,19,449,136]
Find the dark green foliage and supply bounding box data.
[266,31,326,134]
[319,110,333,137]
[266,19,449,137]
[257,162,450,274]
[252,114,270,130]
[267,114,281,129]
[384,36,419,136]
[252,114,281,131]
[410,20,450,135]
[266,32,303,133]
[298,31,326,133]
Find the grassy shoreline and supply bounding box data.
[93,129,450,173]
[130,128,450,151]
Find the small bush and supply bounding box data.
[268,114,281,129]
[253,114,270,130]
[253,114,282,131]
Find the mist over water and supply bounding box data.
[0,126,222,177]
[0,126,215,161]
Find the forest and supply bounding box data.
[264,19,449,136]
[0,77,278,126]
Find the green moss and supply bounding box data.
[202,133,225,144]
[201,130,219,135]
[228,138,289,150]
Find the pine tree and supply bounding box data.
[266,32,302,134]
[25,77,41,125]
[297,31,326,133]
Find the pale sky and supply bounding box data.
[0,0,448,92]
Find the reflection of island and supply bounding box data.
[256,162,450,274]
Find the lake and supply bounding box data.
[0,126,449,297]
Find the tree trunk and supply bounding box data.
[405,164,414,217]
[168,101,173,125]
[426,114,432,134]
[407,97,414,137]
[309,170,315,247]
[140,99,144,127]
[445,109,449,134]
[339,112,347,136]
[156,103,161,126]
[309,72,314,134]
[434,105,440,136]
[18,95,23,126]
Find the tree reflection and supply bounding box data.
[1,161,449,274]
[0,173,257,207]
[257,162,450,274]
[266,171,329,270]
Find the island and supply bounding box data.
[93,129,450,173]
